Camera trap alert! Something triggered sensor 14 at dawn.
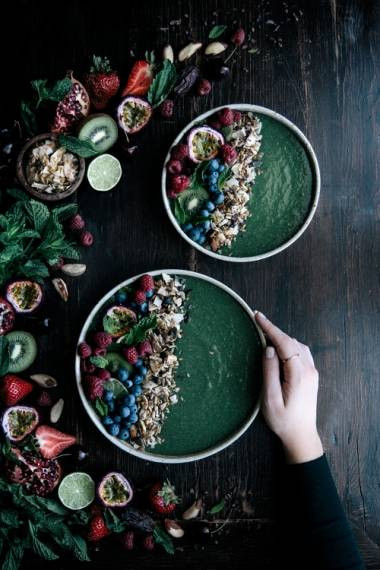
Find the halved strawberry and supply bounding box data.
[121,61,153,97]
[1,374,33,406]
[35,425,76,459]
[87,514,111,542]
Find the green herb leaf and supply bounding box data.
[173,198,188,225]
[69,534,91,562]
[217,166,232,190]
[58,134,98,158]
[153,524,175,555]
[52,203,78,222]
[208,498,225,514]
[94,397,108,417]
[28,521,59,561]
[47,77,72,102]
[20,259,50,281]
[209,24,228,39]
[59,244,80,260]
[147,60,177,108]
[220,125,234,141]
[20,100,37,136]
[2,539,24,570]
[89,355,108,368]
[104,509,127,534]
[104,378,128,399]
[0,337,10,376]
[24,200,50,232]
[6,188,29,201]
[117,314,157,346]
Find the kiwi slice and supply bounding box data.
[178,187,209,216]
[78,114,118,153]
[106,352,133,374]
[6,331,37,373]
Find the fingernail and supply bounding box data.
[265,346,275,359]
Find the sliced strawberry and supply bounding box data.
[1,374,33,406]
[88,514,111,542]
[121,61,153,97]
[35,425,76,459]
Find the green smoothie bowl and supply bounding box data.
[162,104,320,262]
[75,270,265,463]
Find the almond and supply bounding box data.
[204,41,227,56]
[178,42,202,62]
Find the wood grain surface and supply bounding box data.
[0,0,379,567]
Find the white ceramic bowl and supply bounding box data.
[161,104,321,263]
[75,269,265,464]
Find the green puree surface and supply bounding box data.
[222,113,314,257]
[150,277,263,457]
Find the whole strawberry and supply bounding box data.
[88,514,111,542]
[84,55,120,110]
[149,480,179,515]
[0,375,33,406]
[139,274,155,292]
[123,346,139,365]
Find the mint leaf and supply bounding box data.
[20,259,49,281]
[208,498,225,514]
[104,509,127,533]
[173,198,187,225]
[94,397,108,417]
[147,60,177,108]
[117,314,157,346]
[217,166,232,191]
[2,539,24,570]
[28,521,59,561]
[6,188,29,201]
[47,77,72,102]
[58,134,98,158]
[209,24,227,39]
[70,534,90,562]
[59,244,80,260]
[24,200,50,232]
[104,378,128,398]
[153,524,175,555]
[90,355,108,368]
[0,337,10,376]
[52,203,78,222]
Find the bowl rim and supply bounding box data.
[161,103,321,263]
[16,132,86,202]
[75,269,266,464]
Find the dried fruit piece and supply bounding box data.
[50,398,64,423]
[204,41,227,56]
[61,263,86,277]
[98,472,133,507]
[30,373,58,388]
[178,42,202,62]
[52,278,68,302]
[51,71,90,134]
[173,66,200,96]
[117,96,152,134]
[6,281,43,314]
[121,507,154,533]
[188,126,224,163]
[2,406,39,441]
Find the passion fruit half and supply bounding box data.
[187,126,224,163]
[117,96,152,134]
[98,472,133,508]
[2,406,39,441]
[6,280,43,314]
[103,306,137,338]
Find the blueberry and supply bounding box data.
[116,291,127,304]
[119,429,130,441]
[122,420,132,429]
[210,159,219,170]
[140,302,148,313]
[146,289,154,298]
[219,164,225,172]
[129,404,138,413]
[134,375,143,385]
[104,390,114,402]
[210,172,218,183]
[198,235,206,245]
[107,401,115,413]
[140,366,148,376]
[132,386,142,397]
[103,416,113,426]
[130,413,138,423]
[189,228,201,241]
[202,220,211,232]
[126,379,133,388]
[209,184,218,194]
[109,424,120,436]
[135,359,143,368]
[205,200,215,212]
[118,368,129,382]
[181,223,193,232]
[113,415,121,424]
[121,406,130,418]
[214,192,225,205]
[126,394,136,406]
[200,209,210,218]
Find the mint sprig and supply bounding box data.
[147,60,177,108]
[58,135,99,158]
[208,25,227,39]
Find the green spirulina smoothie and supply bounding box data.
[150,277,263,457]
[222,113,314,257]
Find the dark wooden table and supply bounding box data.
[1,0,379,567]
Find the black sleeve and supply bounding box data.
[280,454,364,569]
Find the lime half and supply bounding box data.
[58,472,95,510]
[87,154,122,191]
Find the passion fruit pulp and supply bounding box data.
[2,406,39,441]
[117,96,152,134]
[98,472,133,507]
[187,126,224,163]
[6,280,43,314]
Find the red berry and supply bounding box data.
[123,346,138,365]
[137,340,153,356]
[37,390,53,407]
[120,530,134,550]
[88,515,110,542]
[142,535,155,551]
[233,110,242,123]
[83,375,104,401]
[218,107,234,126]
[80,359,96,374]
[196,79,212,96]
[96,368,111,381]
[68,214,85,232]
[169,175,190,195]
[0,374,33,406]
[93,332,112,348]
[167,159,182,175]
[79,230,94,247]
[171,144,188,161]
[139,274,154,292]
[159,99,174,118]
[149,480,179,515]
[93,347,106,356]
[231,27,245,46]
[78,342,92,359]
[220,144,238,165]
[209,119,222,130]
[134,290,146,305]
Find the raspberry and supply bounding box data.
[209,119,222,130]
[167,159,182,175]
[134,290,146,305]
[78,342,92,359]
[218,107,234,126]
[139,274,154,292]
[96,369,111,381]
[169,175,190,195]
[93,347,107,356]
[159,99,174,118]
[231,27,245,46]
[233,110,242,123]
[123,346,138,365]
[80,359,96,374]
[137,340,153,356]
[142,535,155,551]
[196,79,212,96]
[93,332,112,348]
[171,144,188,161]
[79,230,94,247]
[120,531,134,551]
[68,214,85,232]
[220,144,238,165]
[83,376,104,401]
[37,391,53,407]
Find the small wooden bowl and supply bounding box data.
[16,133,86,202]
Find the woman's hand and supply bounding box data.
[255,312,323,464]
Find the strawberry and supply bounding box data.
[121,59,154,97]
[35,425,76,459]
[88,514,111,542]
[149,480,179,515]
[1,375,33,406]
[84,55,120,110]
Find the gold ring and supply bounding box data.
[282,353,300,363]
